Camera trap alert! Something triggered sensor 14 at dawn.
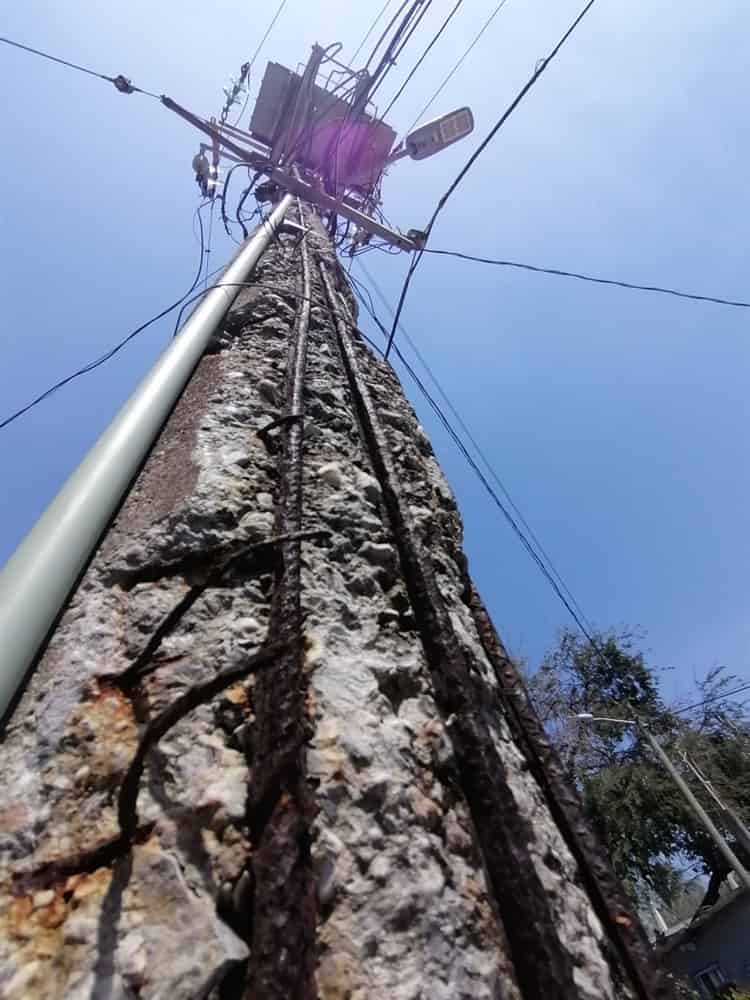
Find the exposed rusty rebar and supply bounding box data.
[319,260,590,999]
[243,210,317,1000]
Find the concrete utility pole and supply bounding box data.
[0,25,667,1000]
[577,715,750,894]
[641,728,750,894]
[0,207,666,1000]
[682,753,750,863]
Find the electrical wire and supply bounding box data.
[351,0,396,65]
[347,267,601,646]
[421,248,750,310]
[363,0,414,72]
[380,0,464,120]
[350,256,749,698]
[354,257,595,633]
[673,682,750,718]
[170,275,312,340]
[385,0,597,358]
[0,204,309,432]
[235,171,264,238]
[366,1,431,103]
[328,1,425,196]
[405,0,510,134]
[230,0,290,126]
[0,34,160,98]
[203,198,216,290]
[0,202,210,431]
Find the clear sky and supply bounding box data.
[1,1,747,702]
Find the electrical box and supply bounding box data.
[249,61,397,194]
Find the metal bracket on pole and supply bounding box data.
[0,195,294,725]
[162,94,421,253]
[268,166,422,251]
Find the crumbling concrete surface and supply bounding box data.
[0,211,659,999]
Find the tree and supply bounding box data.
[527,628,750,910]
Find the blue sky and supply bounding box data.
[1,1,748,702]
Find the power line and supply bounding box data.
[385,0,597,359]
[350,269,750,698]
[365,1,431,103]
[422,248,750,310]
[674,682,750,718]
[354,257,595,633]
[0,210,311,430]
[347,267,601,646]
[405,0,510,134]
[363,0,413,72]
[231,0,290,126]
[351,0,396,65]
[0,35,160,98]
[0,203,210,431]
[380,0,464,121]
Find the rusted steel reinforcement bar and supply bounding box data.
[319,261,586,999]
[467,587,670,1000]
[243,212,316,1000]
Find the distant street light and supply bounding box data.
[573,712,750,893]
[574,713,636,726]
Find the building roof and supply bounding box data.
[657,887,749,955]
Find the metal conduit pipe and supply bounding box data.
[0,193,294,723]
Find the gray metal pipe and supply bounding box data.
[0,194,293,720]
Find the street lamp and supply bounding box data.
[385,107,475,165]
[574,713,750,892]
[575,713,635,726]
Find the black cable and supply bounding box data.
[328,1,424,194]
[349,264,594,632]
[363,0,413,72]
[421,248,750,310]
[349,271,601,645]
[0,34,160,98]
[0,203,210,431]
[351,265,750,699]
[0,212,310,431]
[220,162,247,239]
[366,1,429,101]
[230,0,290,126]
[405,0,510,135]
[354,257,595,633]
[172,210,311,337]
[385,0,597,358]
[235,171,264,238]
[170,279,302,339]
[203,198,216,291]
[377,0,434,77]
[674,682,750,717]
[380,0,464,121]
[351,0,396,65]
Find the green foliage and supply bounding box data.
[526,628,750,909]
[714,987,750,1000]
